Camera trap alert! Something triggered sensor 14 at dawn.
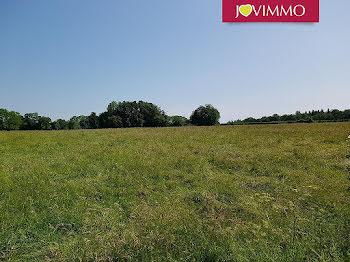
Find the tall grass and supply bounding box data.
[0,123,349,261]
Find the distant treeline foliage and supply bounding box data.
[227,109,350,125]
[2,104,348,131]
[0,102,220,131]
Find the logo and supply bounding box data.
[223,0,319,22]
[239,4,252,17]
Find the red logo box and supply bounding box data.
[223,0,319,22]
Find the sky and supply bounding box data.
[0,0,349,122]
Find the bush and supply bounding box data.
[190,105,220,126]
[169,116,190,127]
[99,101,168,128]
[0,109,22,130]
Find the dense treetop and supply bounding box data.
[190,104,220,126]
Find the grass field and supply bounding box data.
[0,123,349,261]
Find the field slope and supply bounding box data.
[0,123,349,261]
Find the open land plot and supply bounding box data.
[0,123,349,261]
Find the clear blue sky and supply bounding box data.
[0,0,349,122]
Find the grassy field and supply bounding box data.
[0,123,349,261]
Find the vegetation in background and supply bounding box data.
[228,109,350,125]
[99,101,169,128]
[0,101,195,131]
[1,103,350,131]
[0,123,349,261]
[0,109,22,131]
[169,116,191,127]
[190,104,221,126]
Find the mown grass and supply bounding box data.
[0,123,349,261]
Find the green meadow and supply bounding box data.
[0,123,349,261]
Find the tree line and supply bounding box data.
[227,109,350,125]
[0,102,220,131]
[1,103,349,131]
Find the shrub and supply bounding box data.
[190,105,220,126]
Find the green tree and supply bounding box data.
[280,114,296,122]
[0,109,22,130]
[98,112,110,128]
[0,108,8,130]
[69,117,81,130]
[107,115,123,128]
[107,101,119,112]
[268,114,280,122]
[331,109,343,120]
[116,101,144,127]
[38,116,52,130]
[21,113,40,130]
[190,105,220,126]
[344,110,350,120]
[138,101,168,127]
[243,117,257,123]
[101,101,168,128]
[74,115,89,129]
[169,116,189,127]
[52,119,69,130]
[88,112,99,129]
[7,111,22,130]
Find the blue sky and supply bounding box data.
[0,0,349,122]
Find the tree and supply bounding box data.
[243,117,257,123]
[190,105,220,126]
[7,111,22,130]
[331,109,343,120]
[0,108,8,130]
[98,112,110,128]
[169,116,189,127]
[103,101,140,128]
[100,101,169,128]
[88,112,99,129]
[52,119,69,130]
[75,115,89,129]
[21,113,40,130]
[38,116,52,130]
[138,101,168,127]
[268,114,280,122]
[344,110,350,120]
[68,115,93,129]
[107,101,118,113]
[107,115,123,128]
[69,117,81,130]
[0,109,22,130]
[115,101,144,127]
[280,114,296,122]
